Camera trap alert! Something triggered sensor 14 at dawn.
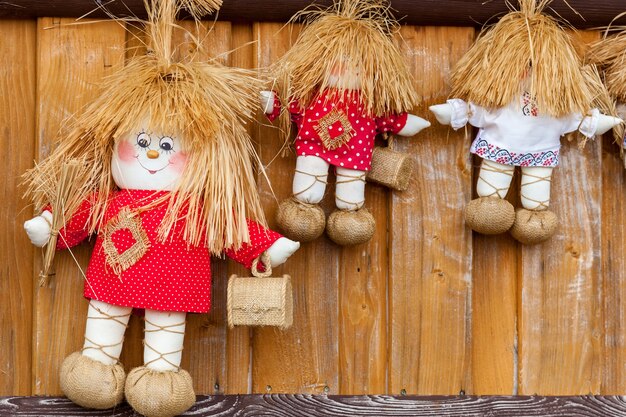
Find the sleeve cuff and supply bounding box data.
[447,99,469,130]
[579,108,600,138]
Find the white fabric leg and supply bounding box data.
[144,310,187,372]
[82,300,132,365]
[520,166,553,210]
[292,155,329,204]
[335,167,366,210]
[476,159,515,199]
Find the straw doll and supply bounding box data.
[429,0,621,244]
[260,0,430,246]
[588,27,626,169]
[22,1,299,416]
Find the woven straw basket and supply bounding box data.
[227,252,293,329]
[366,145,414,191]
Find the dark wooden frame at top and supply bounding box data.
[1,0,625,28]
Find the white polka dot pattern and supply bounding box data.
[267,89,408,171]
[55,190,282,313]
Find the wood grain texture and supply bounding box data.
[250,22,340,394]
[1,0,625,29]
[0,20,37,396]
[470,152,519,394]
[224,22,256,395]
[338,181,387,395]
[388,26,474,395]
[600,133,626,394]
[34,17,126,394]
[518,31,603,396]
[4,395,626,416]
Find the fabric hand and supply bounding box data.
[429,103,454,125]
[24,210,53,247]
[266,237,300,267]
[397,114,431,136]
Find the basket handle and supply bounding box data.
[381,132,396,150]
[251,252,272,278]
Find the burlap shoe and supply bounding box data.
[60,352,125,409]
[276,197,325,242]
[464,197,515,235]
[326,208,375,245]
[125,366,196,417]
[510,208,558,245]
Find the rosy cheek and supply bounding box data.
[169,152,188,173]
[117,140,136,163]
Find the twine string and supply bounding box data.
[478,160,515,199]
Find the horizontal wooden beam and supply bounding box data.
[0,0,625,28]
[2,395,626,416]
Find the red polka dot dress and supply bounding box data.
[55,189,282,313]
[268,89,408,171]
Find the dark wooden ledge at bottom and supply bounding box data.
[1,0,626,28]
[2,395,626,416]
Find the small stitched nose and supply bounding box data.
[147,150,159,159]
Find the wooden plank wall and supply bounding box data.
[1,18,625,397]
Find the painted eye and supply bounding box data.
[137,132,151,148]
[159,136,174,151]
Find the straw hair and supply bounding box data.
[588,31,626,101]
[23,0,267,254]
[271,0,419,140]
[588,31,626,156]
[451,0,591,117]
[575,64,620,149]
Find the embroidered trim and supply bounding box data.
[521,91,539,117]
[471,138,559,167]
[314,108,354,150]
[102,207,150,275]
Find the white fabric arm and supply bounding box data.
[266,237,300,267]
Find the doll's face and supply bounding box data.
[111,127,188,191]
[327,55,361,90]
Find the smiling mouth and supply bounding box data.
[136,158,169,175]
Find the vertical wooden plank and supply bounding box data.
[34,17,126,395]
[251,22,340,394]
[389,26,474,395]
[0,20,37,396]
[338,182,387,394]
[518,30,602,396]
[471,156,519,394]
[224,22,255,395]
[601,136,626,394]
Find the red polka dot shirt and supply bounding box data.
[268,89,408,171]
[55,189,282,313]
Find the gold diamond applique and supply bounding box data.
[102,207,150,275]
[313,108,354,151]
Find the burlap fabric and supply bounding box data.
[227,252,293,329]
[464,197,515,235]
[326,208,375,246]
[367,146,414,191]
[276,197,325,242]
[60,352,125,409]
[510,208,558,245]
[125,366,195,417]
